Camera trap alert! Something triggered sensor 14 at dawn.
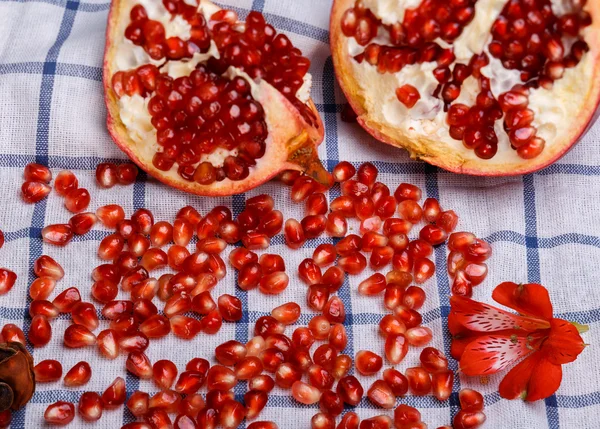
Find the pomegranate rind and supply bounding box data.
[104,0,325,195]
[330,0,600,176]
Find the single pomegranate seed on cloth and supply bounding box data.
[44,401,75,425]
[24,162,52,182]
[78,392,104,422]
[41,224,73,246]
[337,375,364,406]
[34,360,63,382]
[63,361,92,387]
[21,181,51,203]
[96,163,118,188]
[0,269,16,295]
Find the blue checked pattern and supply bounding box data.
[0,0,599,427]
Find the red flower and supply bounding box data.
[449,282,587,401]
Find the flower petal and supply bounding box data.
[492,282,553,320]
[542,318,586,365]
[499,352,542,400]
[459,334,536,376]
[451,295,551,333]
[526,358,562,402]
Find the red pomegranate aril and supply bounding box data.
[215,340,247,366]
[67,212,97,235]
[34,359,62,382]
[453,410,487,429]
[271,302,301,325]
[385,333,409,364]
[332,354,352,380]
[217,294,243,322]
[394,404,421,428]
[96,329,120,359]
[229,247,258,269]
[396,84,420,108]
[322,266,345,292]
[383,368,408,396]
[259,254,286,275]
[29,299,59,319]
[259,271,289,295]
[298,258,321,285]
[44,401,75,425]
[313,344,338,371]
[54,170,78,196]
[307,284,330,311]
[311,412,336,429]
[309,315,331,340]
[323,295,346,324]
[448,231,476,252]
[367,380,395,409]
[62,361,92,387]
[394,183,422,202]
[306,192,328,216]
[175,370,206,395]
[420,347,449,373]
[21,181,51,203]
[402,286,426,310]
[463,262,488,286]
[330,195,356,217]
[355,350,383,376]
[200,309,223,334]
[116,164,138,184]
[406,367,432,396]
[126,351,153,379]
[292,380,322,405]
[459,388,485,412]
[64,324,96,348]
[361,231,388,251]
[405,326,433,346]
[312,244,337,267]
[370,245,394,270]
[275,362,303,388]
[145,409,172,428]
[249,374,275,394]
[41,224,73,246]
[338,251,367,275]
[127,391,150,417]
[301,215,327,238]
[338,412,360,429]
[328,323,348,351]
[34,255,64,280]
[244,389,268,420]
[413,258,435,284]
[53,287,81,313]
[64,188,90,213]
[179,393,205,419]
[71,302,100,330]
[431,370,454,401]
[102,376,127,407]
[383,218,412,236]
[95,163,118,188]
[242,231,270,250]
[1,324,24,345]
[318,390,343,417]
[206,365,237,391]
[131,208,154,235]
[152,359,178,390]
[354,196,375,221]
[257,210,283,238]
[148,389,182,413]
[24,163,52,182]
[78,391,103,422]
[332,161,356,182]
[395,306,423,330]
[170,315,202,339]
[337,376,364,406]
[383,284,404,310]
[323,212,346,238]
[464,239,492,262]
[379,314,406,337]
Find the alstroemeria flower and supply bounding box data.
[449,282,587,401]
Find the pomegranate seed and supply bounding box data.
[298,258,322,285]
[78,391,103,422]
[53,287,81,312]
[328,323,348,351]
[432,370,454,401]
[464,239,492,262]
[383,218,412,235]
[242,231,270,250]
[216,340,247,366]
[332,354,352,380]
[272,302,301,324]
[246,194,275,214]
[152,359,178,390]
[34,255,64,280]
[175,370,206,394]
[64,324,96,348]
[292,380,322,404]
[97,329,120,359]
[370,245,394,270]
[29,300,59,318]
[307,284,329,311]
[117,163,138,184]
[385,333,409,363]
[448,232,476,252]
[311,412,336,429]
[149,389,182,413]
[402,286,426,310]
[24,163,52,182]
[207,365,237,391]
[259,271,289,294]
[355,350,383,376]
[313,244,337,267]
[200,309,223,334]
[257,210,283,237]
[229,247,258,269]
[249,374,275,392]
[322,266,345,291]
[338,412,360,429]
[64,361,92,387]
[319,390,344,417]
[337,376,364,406]
[323,295,346,323]
[383,368,408,396]
[71,302,100,330]
[34,359,63,382]
[308,315,331,340]
[97,233,124,260]
[170,315,202,339]
[127,391,150,417]
[259,254,286,274]
[405,326,433,346]
[68,212,97,235]
[414,258,435,283]
[217,294,243,322]
[453,410,487,429]
[21,180,51,203]
[92,263,120,284]
[361,231,388,251]
[44,401,75,425]
[306,192,328,216]
[459,388,485,412]
[438,210,459,232]
[96,163,118,188]
[219,400,247,429]
[333,161,356,182]
[379,314,406,337]
[179,393,205,419]
[367,380,395,409]
[64,188,90,213]
[191,291,217,315]
[406,367,431,396]
[245,389,268,419]
[54,170,78,196]
[338,251,367,275]
[396,84,420,107]
[235,356,263,380]
[330,196,356,217]
[394,404,421,428]
[358,273,386,295]
[397,200,423,223]
[0,268,16,296]
[94,204,125,229]
[131,208,154,234]
[145,409,172,428]
[324,212,347,237]
[275,362,303,388]
[41,224,73,246]
[126,351,153,379]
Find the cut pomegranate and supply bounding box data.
[105,1,329,196]
[331,0,600,175]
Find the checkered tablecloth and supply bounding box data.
[0,0,599,427]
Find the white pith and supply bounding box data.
[343,0,595,167]
[111,0,312,171]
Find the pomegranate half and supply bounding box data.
[331,0,600,175]
[104,0,329,195]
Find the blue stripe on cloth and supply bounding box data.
[523,174,558,429]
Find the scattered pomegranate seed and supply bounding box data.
[24,163,52,182]
[406,367,432,396]
[337,375,364,406]
[292,380,322,404]
[116,163,138,184]
[71,302,100,330]
[271,302,301,325]
[44,401,75,425]
[41,224,73,246]
[432,369,454,401]
[78,392,103,422]
[459,388,485,412]
[34,359,63,382]
[0,269,16,296]
[64,188,91,213]
[63,361,92,387]
[383,368,408,396]
[394,404,421,428]
[453,410,487,429]
[28,314,52,346]
[21,180,51,203]
[127,391,150,417]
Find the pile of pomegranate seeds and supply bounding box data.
[114,5,315,184]
[340,0,592,160]
[7,160,498,428]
